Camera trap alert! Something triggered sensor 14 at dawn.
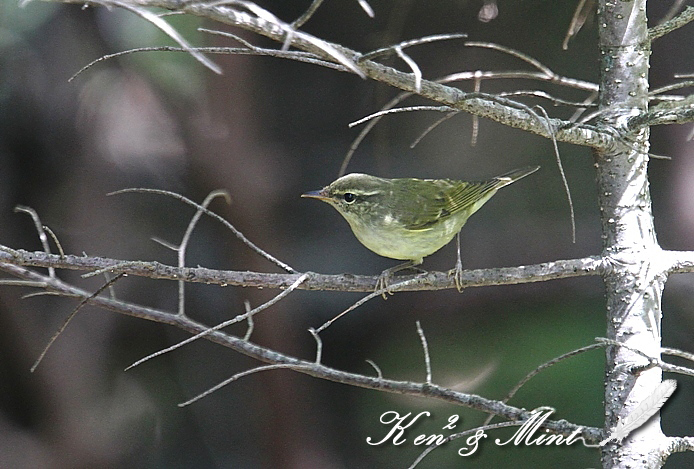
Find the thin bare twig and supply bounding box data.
[228,0,365,77]
[569,90,599,122]
[109,188,297,273]
[340,90,411,176]
[101,0,221,74]
[291,0,324,29]
[308,328,323,364]
[22,291,78,299]
[465,41,554,76]
[483,342,603,426]
[42,226,65,259]
[0,279,47,287]
[31,273,126,372]
[416,321,432,384]
[409,420,525,468]
[15,206,56,278]
[597,338,694,378]
[357,0,374,18]
[243,299,254,341]
[662,347,694,363]
[125,273,308,371]
[361,33,468,61]
[349,105,454,128]
[471,72,482,145]
[102,272,117,299]
[409,111,459,148]
[179,363,315,407]
[563,0,593,50]
[534,105,576,243]
[314,276,425,333]
[395,46,422,93]
[650,81,694,97]
[498,90,600,108]
[365,359,383,378]
[70,44,347,82]
[464,42,599,93]
[177,190,230,316]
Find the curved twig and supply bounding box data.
[109,188,297,273]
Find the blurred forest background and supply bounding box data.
[1,0,692,467]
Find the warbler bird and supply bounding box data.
[302,165,539,292]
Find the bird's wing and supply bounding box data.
[398,167,539,231]
[444,179,506,213]
[401,179,505,230]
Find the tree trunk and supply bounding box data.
[598,1,669,467]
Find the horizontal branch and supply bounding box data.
[0,260,601,441]
[0,249,605,292]
[665,250,694,274]
[48,0,614,150]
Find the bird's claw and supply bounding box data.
[375,260,418,299]
[375,271,395,299]
[451,258,465,293]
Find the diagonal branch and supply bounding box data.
[46,0,614,150]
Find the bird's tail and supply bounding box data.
[495,165,541,185]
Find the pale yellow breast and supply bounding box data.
[346,211,468,263]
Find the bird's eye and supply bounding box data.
[343,192,356,203]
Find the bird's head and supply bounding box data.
[301,173,390,221]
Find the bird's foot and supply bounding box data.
[375,270,395,299]
[451,232,465,293]
[450,257,465,293]
[375,261,418,299]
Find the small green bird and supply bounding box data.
[302,165,539,292]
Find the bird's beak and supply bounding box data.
[301,188,330,201]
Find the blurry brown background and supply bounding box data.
[1,1,692,467]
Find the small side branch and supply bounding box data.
[627,94,694,130]
[109,188,297,273]
[14,206,57,279]
[31,273,126,372]
[104,0,221,73]
[663,250,694,274]
[483,342,604,426]
[661,436,694,459]
[649,5,694,41]
[179,363,316,406]
[126,273,308,370]
[409,421,526,468]
[416,321,432,384]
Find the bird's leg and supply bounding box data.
[376,260,416,299]
[451,232,465,293]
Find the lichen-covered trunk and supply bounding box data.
[597,1,669,467]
